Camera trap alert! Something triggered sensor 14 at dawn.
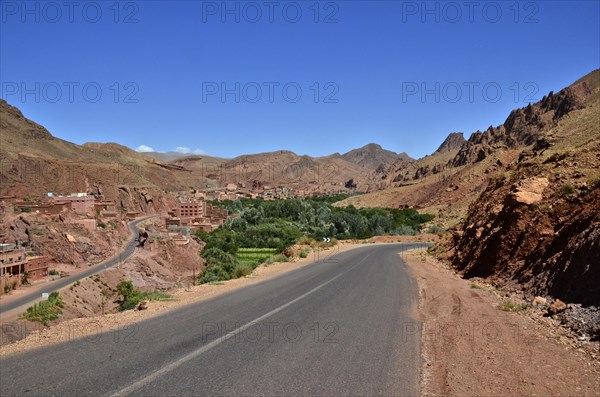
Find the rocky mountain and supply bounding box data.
[0,99,184,214]
[338,69,600,309]
[143,151,227,164]
[434,132,467,154]
[210,150,377,193]
[451,69,600,307]
[341,143,411,171]
[339,70,599,227]
[0,100,410,201]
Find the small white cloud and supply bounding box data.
[136,145,155,152]
[174,147,207,155]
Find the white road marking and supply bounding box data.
[110,251,374,397]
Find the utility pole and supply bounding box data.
[192,262,196,286]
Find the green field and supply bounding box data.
[236,248,278,268]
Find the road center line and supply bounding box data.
[110,250,375,397]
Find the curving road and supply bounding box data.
[0,243,425,396]
[0,216,155,315]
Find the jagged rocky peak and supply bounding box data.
[434,132,467,154]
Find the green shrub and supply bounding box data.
[397,225,416,236]
[115,280,174,310]
[199,264,231,284]
[138,291,174,301]
[298,236,316,246]
[426,225,444,234]
[234,265,253,278]
[49,269,58,276]
[271,254,289,263]
[21,271,30,285]
[20,292,64,325]
[560,183,576,196]
[299,248,310,258]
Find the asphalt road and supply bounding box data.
[0,243,425,397]
[0,216,155,315]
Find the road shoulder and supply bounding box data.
[404,251,600,397]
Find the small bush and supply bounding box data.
[49,269,58,276]
[397,225,416,236]
[426,225,444,234]
[298,236,316,246]
[234,265,253,278]
[299,248,310,258]
[587,175,600,190]
[199,264,231,284]
[115,280,174,310]
[497,300,531,312]
[560,183,576,196]
[21,271,30,285]
[271,254,289,263]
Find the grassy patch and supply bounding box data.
[20,292,64,325]
[497,300,531,312]
[138,291,175,301]
[236,248,278,268]
[470,283,484,289]
[116,280,174,311]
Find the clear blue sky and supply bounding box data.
[1,1,599,159]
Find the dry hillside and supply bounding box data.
[451,69,600,308]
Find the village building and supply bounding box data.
[0,243,49,294]
[165,200,229,233]
[13,201,71,215]
[53,193,96,214]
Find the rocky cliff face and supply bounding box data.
[450,69,600,306]
[450,79,594,168]
[434,132,467,154]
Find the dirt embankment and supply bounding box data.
[449,70,600,310]
[406,252,599,397]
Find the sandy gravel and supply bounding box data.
[404,251,600,397]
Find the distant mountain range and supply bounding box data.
[2,69,598,310]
